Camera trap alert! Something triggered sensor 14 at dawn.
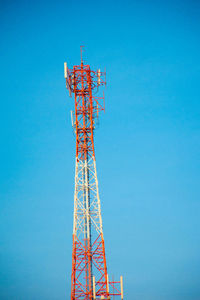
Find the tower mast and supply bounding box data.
[64,49,123,300]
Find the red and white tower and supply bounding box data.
[64,48,123,300]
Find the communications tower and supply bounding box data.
[64,48,123,300]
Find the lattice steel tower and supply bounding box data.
[64,48,123,300]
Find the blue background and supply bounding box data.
[1,0,200,299]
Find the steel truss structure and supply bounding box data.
[64,49,123,300]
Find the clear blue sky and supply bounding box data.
[1,0,200,299]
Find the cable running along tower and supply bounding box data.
[64,48,123,300]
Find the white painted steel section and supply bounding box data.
[73,156,103,239]
[84,159,90,240]
[73,158,79,235]
[93,157,103,235]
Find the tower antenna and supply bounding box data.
[80,45,84,64]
